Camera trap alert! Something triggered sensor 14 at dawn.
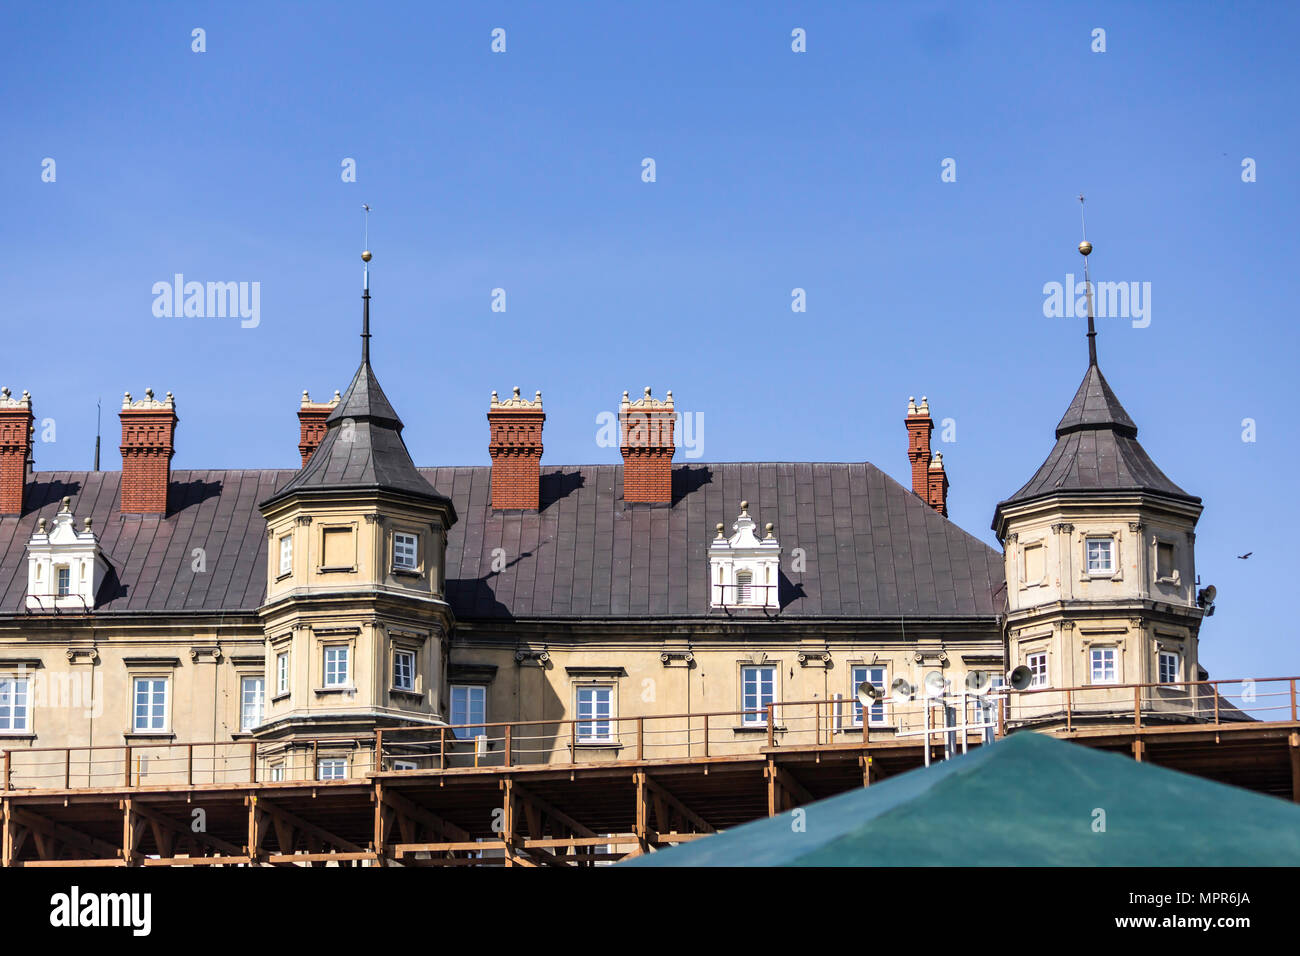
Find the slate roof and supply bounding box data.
[0,463,1005,621]
[263,360,454,511]
[997,364,1198,512]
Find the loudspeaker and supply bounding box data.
[965,670,993,695]
[890,677,915,704]
[856,681,883,707]
[1009,665,1034,691]
[923,670,947,699]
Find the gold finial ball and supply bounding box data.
[361,250,372,262]
[1077,240,1093,256]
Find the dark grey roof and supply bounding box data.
[0,463,1005,621]
[1055,365,1137,437]
[997,364,1198,513]
[262,361,454,511]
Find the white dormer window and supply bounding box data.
[709,501,781,609]
[25,497,109,612]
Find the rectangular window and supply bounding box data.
[278,535,292,576]
[1156,542,1175,580]
[1158,651,1180,684]
[393,649,415,691]
[323,645,349,687]
[240,677,265,732]
[741,665,776,725]
[276,651,289,695]
[1027,652,1048,689]
[735,570,753,604]
[0,678,30,732]
[576,686,613,743]
[392,759,418,771]
[317,758,346,781]
[56,566,71,597]
[133,677,167,732]
[1086,537,1114,574]
[450,684,486,740]
[851,666,887,726]
[393,532,419,571]
[1023,543,1045,583]
[270,763,285,782]
[1090,647,1118,685]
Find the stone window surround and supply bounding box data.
[1078,526,1124,582]
[1018,533,1049,589]
[318,522,359,573]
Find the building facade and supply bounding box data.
[0,260,1209,786]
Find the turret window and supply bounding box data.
[393,532,419,572]
[1026,652,1048,688]
[323,646,350,687]
[1090,647,1118,685]
[1085,537,1114,574]
[1159,651,1181,684]
[393,649,415,691]
[278,535,292,576]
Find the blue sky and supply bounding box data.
[3,1,1297,678]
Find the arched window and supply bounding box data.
[736,570,753,604]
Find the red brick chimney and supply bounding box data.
[927,452,949,517]
[488,387,545,510]
[120,389,177,515]
[620,387,676,504]
[0,388,33,515]
[298,390,340,467]
[905,396,933,499]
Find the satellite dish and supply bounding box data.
[856,681,883,707]
[890,677,915,704]
[1009,665,1034,691]
[966,670,994,696]
[923,671,946,699]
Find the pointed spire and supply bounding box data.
[1078,194,1097,367]
[361,203,373,365]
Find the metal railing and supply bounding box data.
[1,676,1294,792]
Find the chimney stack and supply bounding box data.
[620,387,676,504]
[488,387,545,510]
[905,396,933,498]
[906,395,948,516]
[298,390,341,467]
[0,388,33,515]
[927,452,949,517]
[120,389,177,515]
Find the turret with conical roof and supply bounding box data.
[993,229,1207,731]
[254,248,458,765]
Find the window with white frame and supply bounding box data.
[735,569,753,604]
[851,666,887,726]
[393,649,415,692]
[393,532,419,572]
[392,759,418,771]
[1086,536,1114,575]
[317,758,346,781]
[133,677,167,732]
[450,684,486,740]
[1158,650,1180,684]
[576,685,613,743]
[240,676,265,732]
[323,645,349,687]
[1090,647,1118,685]
[975,675,1005,727]
[1026,652,1048,689]
[276,650,289,695]
[56,565,71,597]
[0,677,30,732]
[741,665,776,725]
[278,534,293,576]
[270,763,285,782]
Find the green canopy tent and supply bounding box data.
[622,731,1300,866]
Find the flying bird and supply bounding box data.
[1237,552,1252,560]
